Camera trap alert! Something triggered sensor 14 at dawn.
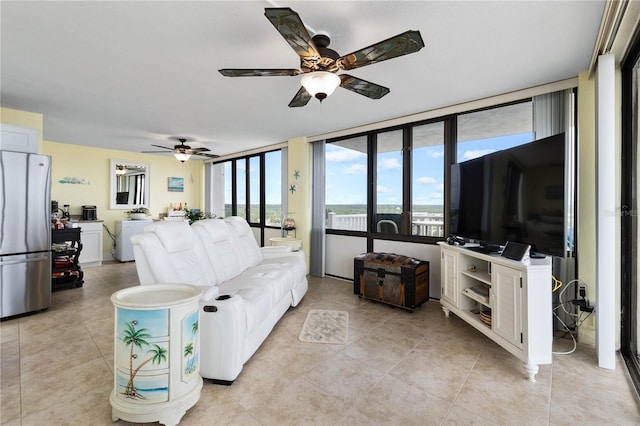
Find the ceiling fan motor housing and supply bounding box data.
[301,34,340,73]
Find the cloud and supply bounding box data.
[377,185,391,193]
[326,149,365,162]
[429,192,444,199]
[344,163,367,175]
[462,149,495,161]
[380,158,401,170]
[428,149,444,158]
[435,183,444,191]
[416,176,436,184]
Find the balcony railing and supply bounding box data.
[327,212,444,237]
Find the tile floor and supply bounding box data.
[1,261,639,425]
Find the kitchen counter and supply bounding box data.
[68,215,103,223]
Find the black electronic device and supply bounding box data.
[530,251,547,259]
[446,235,465,246]
[449,132,566,257]
[501,241,530,261]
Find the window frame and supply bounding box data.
[324,99,542,247]
[210,148,284,244]
[326,116,451,245]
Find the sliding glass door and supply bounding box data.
[621,28,640,395]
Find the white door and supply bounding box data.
[441,249,458,306]
[492,264,522,349]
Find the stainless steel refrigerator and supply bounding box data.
[0,151,52,319]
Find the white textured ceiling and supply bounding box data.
[1,1,605,158]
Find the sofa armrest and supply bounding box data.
[260,245,293,258]
[201,286,220,301]
[200,294,246,381]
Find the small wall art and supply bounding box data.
[168,177,184,192]
[59,176,90,185]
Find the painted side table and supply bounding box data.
[110,284,203,426]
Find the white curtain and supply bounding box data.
[310,141,325,277]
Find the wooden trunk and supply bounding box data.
[353,252,429,312]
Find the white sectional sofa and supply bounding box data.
[130,216,308,384]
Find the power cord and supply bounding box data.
[551,277,594,355]
[102,223,118,257]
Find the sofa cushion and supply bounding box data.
[238,267,293,305]
[217,278,276,334]
[192,219,246,281]
[146,221,194,253]
[224,216,263,268]
[131,221,217,286]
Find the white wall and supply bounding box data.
[325,234,442,299]
[374,240,442,299]
[325,234,368,279]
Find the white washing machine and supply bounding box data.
[115,220,152,262]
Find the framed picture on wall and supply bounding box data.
[168,177,184,192]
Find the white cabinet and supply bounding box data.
[110,284,203,425]
[439,242,552,381]
[492,264,522,349]
[440,248,458,306]
[79,221,103,268]
[0,124,38,153]
[115,220,152,262]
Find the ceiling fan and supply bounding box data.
[219,7,425,107]
[143,138,219,162]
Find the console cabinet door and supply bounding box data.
[441,250,458,306]
[79,223,103,267]
[492,264,523,349]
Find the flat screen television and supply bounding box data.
[449,132,567,257]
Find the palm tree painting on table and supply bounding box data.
[182,311,199,380]
[116,308,169,403]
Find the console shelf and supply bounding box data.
[439,242,552,381]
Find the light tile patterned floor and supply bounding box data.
[1,261,638,425]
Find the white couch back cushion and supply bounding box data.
[134,221,217,286]
[192,219,246,282]
[224,216,263,268]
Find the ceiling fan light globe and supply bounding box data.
[301,71,340,100]
[174,152,191,163]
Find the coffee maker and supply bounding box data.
[82,205,97,221]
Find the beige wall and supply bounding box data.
[287,136,311,268]
[576,72,597,344]
[2,107,204,260]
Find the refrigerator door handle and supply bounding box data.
[0,254,50,265]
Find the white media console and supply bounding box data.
[439,242,553,381]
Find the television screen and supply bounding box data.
[450,132,566,256]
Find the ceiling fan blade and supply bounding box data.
[264,8,321,64]
[193,152,220,159]
[188,147,211,152]
[337,30,425,71]
[150,144,173,150]
[219,69,302,77]
[288,86,312,108]
[339,74,390,99]
[142,150,173,154]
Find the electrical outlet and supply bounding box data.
[579,284,586,299]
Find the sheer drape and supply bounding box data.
[310,140,325,277]
[533,89,572,138]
